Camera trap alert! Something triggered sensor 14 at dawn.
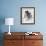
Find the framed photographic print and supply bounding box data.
[21,7,35,24]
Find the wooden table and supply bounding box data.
[4,32,43,46]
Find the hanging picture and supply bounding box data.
[21,7,35,24]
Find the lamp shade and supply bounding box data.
[5,18,14,25]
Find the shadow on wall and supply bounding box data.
[0,16,5,46]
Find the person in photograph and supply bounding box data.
[24,10,32,21]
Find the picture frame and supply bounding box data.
[20,7,35,24]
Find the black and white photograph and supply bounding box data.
[21,7,35,24]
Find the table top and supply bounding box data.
[4,32,43,40]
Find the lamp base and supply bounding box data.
[8,32,11,35]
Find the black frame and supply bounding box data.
[20,7,35,24]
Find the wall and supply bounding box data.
[0,0,46,32]
[0,0,46,46]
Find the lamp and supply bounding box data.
[5,18,14,35]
